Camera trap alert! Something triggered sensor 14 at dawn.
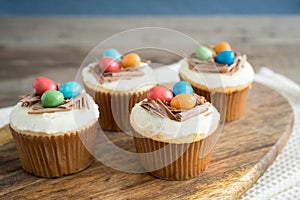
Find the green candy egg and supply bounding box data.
[41,90,64,108]
[195,45,214,61]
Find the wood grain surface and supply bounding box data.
[0,82,293,199]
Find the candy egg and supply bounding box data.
[215,50,235,65]
[41,90,64,108]
[172,81,193,96]
[99,57,120,72]
[147,86,173,103]
[103,48,122,62]
[170,93,196,110]
[214,41,231,54]
[121,53,141,68]
[59,81,82,99]
[195,45,214,61]
[32,77,57,95]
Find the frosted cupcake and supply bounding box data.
[9,77,99,178]
[82,48,156,131]
[179,42,254,122]
[130,82,220,180]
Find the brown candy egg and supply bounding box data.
[170,93,196,110]
[121,53,141,68]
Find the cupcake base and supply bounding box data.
[179,73,251,122]
[192,85,250,122]
[133,129,218,180]
[9,121,98,178]
[85,83,148,131]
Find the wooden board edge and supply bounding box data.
[234,114,294,199]
[0,125,12,145]
[188,102,294,199]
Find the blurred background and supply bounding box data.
[0,0,300,107]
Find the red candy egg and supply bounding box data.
[99,57,120,72]
[147,86,173,103]
[32,77,57,95]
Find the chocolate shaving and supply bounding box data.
[141,93,210,122]
[237,54,247,69]
[156,99,178,121]
[141,104,165,118]
[59,93,88,109]
[28,107,72,114]
[28,93,89,114]
[177,104,209,121]
[89,62,101,81]
[141,100,170,119]
[187,52,247,74]
[88,61,147,84]
[19,93,41,107]
[193,94,207,105]
[103,66,144,75]
[109,71,144,77]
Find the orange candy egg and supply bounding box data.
[121,53,141,68]
[170,94,196,110]
[214,41,231,54]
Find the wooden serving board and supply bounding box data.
[0,82,293,199]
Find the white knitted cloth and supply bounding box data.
[1,67,299,199]
[241,67,300,199]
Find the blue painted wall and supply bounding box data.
[0,0,299,15]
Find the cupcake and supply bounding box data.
[82,48,156,131]
[130,82,220,180]
[179,41,254,122]
[9,77,99,178]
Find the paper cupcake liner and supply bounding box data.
[9,121,98,178]
[133,129,218,180]
[192,85,250,122]
[85,84,147,131]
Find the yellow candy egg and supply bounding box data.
[170,93,196,110]
[214,41,231,54]
[121,53,141,68]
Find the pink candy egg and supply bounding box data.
[99,57,120,72]
[147,86,173,103]
[32,77,57,95]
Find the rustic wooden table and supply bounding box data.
[0,16,299,198]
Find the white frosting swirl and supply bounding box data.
[179,59,254,89]
[130,100,220,144]
[9,94,99,134]
[82,62,157,92]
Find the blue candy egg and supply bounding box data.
[103,48,122,62]
[172,81,193,96]
[215,50,235,65]
[59,81,82,99]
